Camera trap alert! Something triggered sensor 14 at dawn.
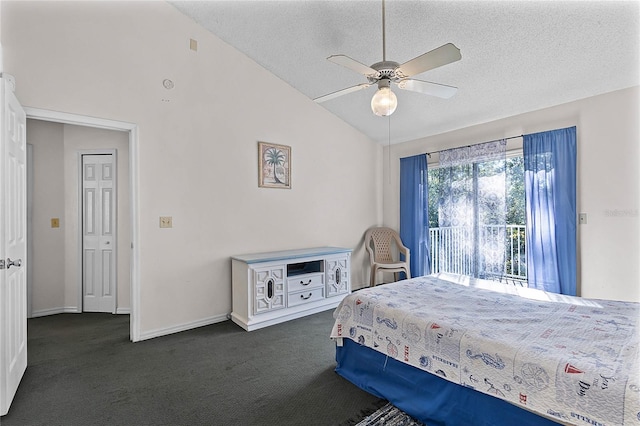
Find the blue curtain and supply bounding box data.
[400,154,430,277]
[523,127,577,295]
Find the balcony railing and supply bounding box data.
[429,225,527,285]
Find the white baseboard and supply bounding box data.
[31,308,227,341]
[31,307,131,317]
[31,307,80,318]
[138,313,230,341]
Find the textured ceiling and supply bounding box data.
[170,0,640,145]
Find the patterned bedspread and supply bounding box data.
[330,274,640,425]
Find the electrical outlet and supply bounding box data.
[51,218,60,228]
[159,216,173,228]
[579,213,587,225]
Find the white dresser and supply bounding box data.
[231,247,351,331]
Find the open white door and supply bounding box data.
[0,76,28,416]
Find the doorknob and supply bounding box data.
[6,258,22,269]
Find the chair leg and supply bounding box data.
[370,267,376,287]
[406,267,411,279]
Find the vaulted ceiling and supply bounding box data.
[170,1,639,144]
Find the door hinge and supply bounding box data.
[0,259,5,270]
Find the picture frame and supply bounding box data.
[258,142,291,189]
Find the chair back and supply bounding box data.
[365,227,398,263]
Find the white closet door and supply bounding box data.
[82,154,117,313]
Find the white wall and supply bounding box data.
[1,1,382,337]
[27,120,65,314]
[26,120,131,315]
[383,86,640,303]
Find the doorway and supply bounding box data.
[24,108,140,342]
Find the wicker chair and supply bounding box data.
[364,227,411,287]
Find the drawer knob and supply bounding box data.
[300,279,312,285]
[300,293,312,300]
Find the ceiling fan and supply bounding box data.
[314,0,462,116]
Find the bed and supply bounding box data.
[330,274,640,425]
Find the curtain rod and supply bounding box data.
[426,134,524,158]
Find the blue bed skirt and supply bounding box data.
[335,338,559,426]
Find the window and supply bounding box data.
[427,152,526,282]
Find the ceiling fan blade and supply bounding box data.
[327,55,378,77]
[314,83,372,103]
[395,43,461,78]
[397,79,458,99]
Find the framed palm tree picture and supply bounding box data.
[258,142,291,189]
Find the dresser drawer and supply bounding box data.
[288,287,325,307]
[287,273,324,293]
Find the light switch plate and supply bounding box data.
[159,216,172,228]
[51,218,60,228]
[579,213,587,225]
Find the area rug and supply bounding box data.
[353,402,425,426]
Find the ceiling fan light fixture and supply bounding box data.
[371,81,397,116]
[317,0,461,116]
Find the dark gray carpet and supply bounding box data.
[1,310,384,426]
